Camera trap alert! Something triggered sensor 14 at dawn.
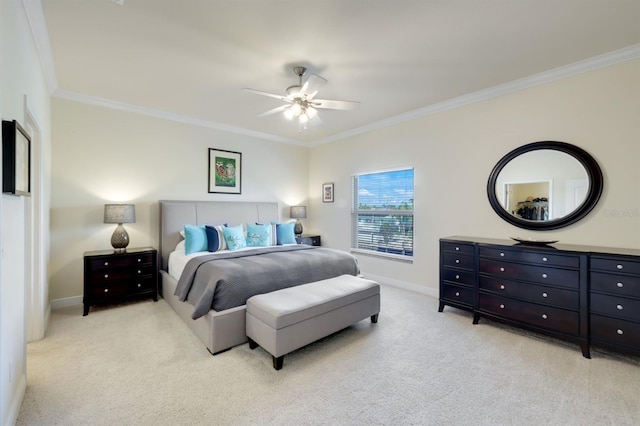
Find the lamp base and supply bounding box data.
[294,219,303,236]
[111,224,130,252]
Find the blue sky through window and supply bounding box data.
[357,168,414,208]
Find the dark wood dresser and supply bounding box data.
[83,247,158,316]
[439,236,640,358]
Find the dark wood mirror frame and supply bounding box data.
[487,141,603,230]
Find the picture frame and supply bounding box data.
[2,120,31,196]
[322,182,334,203]
[208,148,242,194]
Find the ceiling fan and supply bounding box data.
[243,66,360,131]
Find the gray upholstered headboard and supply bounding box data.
[158,200,280,271]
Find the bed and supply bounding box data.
[158,200,359,354]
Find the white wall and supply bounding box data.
[49,99,309,301]
[0,0,52,424]
[309,59,640,293]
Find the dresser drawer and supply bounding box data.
[591,314,640,350]
[479,276,578,310]
[479,259,579,288]
[591,257,640,275]
[479,246,579,268]
[590,293,640,322]
[590,272,640,297]
[87,253,154,270]
[441,283,474,307]
[441,242,474,256]
[441,268,474,287]
[478,293,579,335]
[442,252,474,270]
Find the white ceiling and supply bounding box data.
[36,0,640,145]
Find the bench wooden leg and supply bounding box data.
[371,313,379,323]
[248,337,258,350]
[273,355,284,370]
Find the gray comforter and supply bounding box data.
[175,245,360,319]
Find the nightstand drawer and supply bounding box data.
[295,235,321,246]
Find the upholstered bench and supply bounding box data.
[246,274,380,370]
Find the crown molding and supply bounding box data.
[22,0,59,95]
[310,43,640,146]
[52,89,305,145]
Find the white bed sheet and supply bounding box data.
[167,241,266,280]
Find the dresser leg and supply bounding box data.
[438,302,444,312]
[580,343,591,359]
[83,304,89,316]
[472,312,480,324]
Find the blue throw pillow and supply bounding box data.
[246,223,271,247]
[276,222,297,245]
[184,224,208,255]
[205,225,227,252]
[222,224,247,251]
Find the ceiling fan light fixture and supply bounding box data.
[290,102,302,115]
[299,113,309,124]
[306,106,318,120]
[283,108,294,120]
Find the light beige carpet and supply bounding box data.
[17,285,640,425]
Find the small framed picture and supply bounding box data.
[208,148,242,194]
[322,182,334,203]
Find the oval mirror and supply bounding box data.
[487,141,603,230]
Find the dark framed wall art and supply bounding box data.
[208,148,242,194]
[2,119,31,196]
[323,182,334,203]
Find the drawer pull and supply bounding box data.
[542,314,548,320]
[542,292,548,298]
[138,270,142,274]
[500,285,505,290]
[499,304,505,309]
[104,288,109,293]
[500,252,505,257]
[617,304,624,310]
[104,261,109,266]
[617,329,624,335]
[542,257,548,262]
[455,259,460,264]
[455,292,460,297]
[455,246,460,251]
[104,274,109,279]
[137,283,142,288]
[542,273,548,279]
[455,275,460,279]
[499,267,505,272]
[617,282,624,288]
[138,258,142,263]
[617,264,623,270]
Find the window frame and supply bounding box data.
[351,166,414,262]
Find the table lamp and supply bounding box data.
[104,204,136,252]
[290,206,307,236]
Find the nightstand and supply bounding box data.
[295,234,321,246]
[83,247,158,316]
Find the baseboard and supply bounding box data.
[360,272,438,298]
[5,372,26,426]
[51,295,82,310]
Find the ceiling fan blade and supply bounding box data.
[311,99,360,110]
[243,88,289,102]
[257,104,289,117]
[300,74,327,99]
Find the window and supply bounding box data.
[351,167,414,260]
